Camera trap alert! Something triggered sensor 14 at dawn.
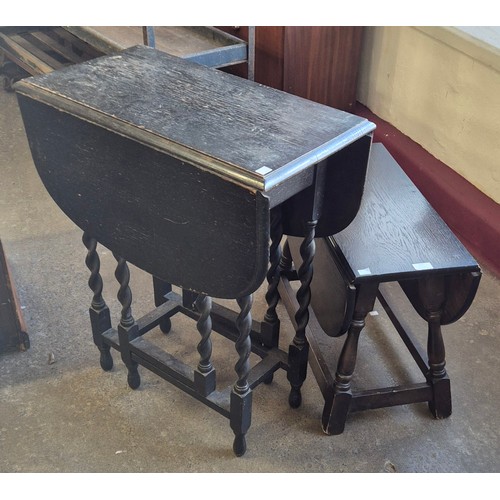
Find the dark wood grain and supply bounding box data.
[283,26,363,111]
[280,135,372,237]
[0,27,103,77]
[280,144,481,435]
[218,27,363,111]
[308,144,481,333]
[15,45,373,191]
[217,27,285,86]
[17,95,269,299]
[332,144,479,283]
[13,43,376,456]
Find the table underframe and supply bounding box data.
[81,203,316,456]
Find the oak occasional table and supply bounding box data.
[14,45,375,456]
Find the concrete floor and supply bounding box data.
[1,84,499,474]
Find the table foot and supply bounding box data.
[428,378,451,419]
[321,391,351,435]
[233,434,247,457]
[289,387,302,409]
[229,295,253,456]
[99,350,114,371]
[230,388,252,457]
[91,306,113,371]
[287,341,308,408]
[127,362,141,390]
[160,318,172,335]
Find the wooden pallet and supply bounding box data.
[0,26,103,75]
[1,26,250,89]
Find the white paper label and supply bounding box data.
[412,262,434,271]
[357,268,372,276]
[256,166,273,175]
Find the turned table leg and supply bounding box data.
[114,254,140,390]
[427,314,451,418]
[322,282,378,435]
[262,206,283,349]
[419,276,451,418]
[287,219,317,409]
[194,293,216,396]
[82,232,113,371]
[230,294,253,457]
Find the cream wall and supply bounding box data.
[357,26,500,204]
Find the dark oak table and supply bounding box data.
[14,45,375,455]
[282,144,481,435]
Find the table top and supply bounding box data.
[14,45,375,192]
[330,144,480,283]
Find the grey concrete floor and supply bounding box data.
[1,85,499,474]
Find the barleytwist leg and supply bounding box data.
[287,220,317,408]
[82,232,113,371]
[194,293,216,396]
[113,254,140,390]
[260,207,283,383]
[230,294,253,457]
[264,206,283,328]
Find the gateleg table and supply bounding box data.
[14,45,375,455]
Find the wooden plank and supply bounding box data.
[63,26,123,54]
[10,34,64,69]
[52,27,103,58]
[0,32,53,74]
[67,26,238,57]
[350,383,432,412]
[30,30,86,64]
